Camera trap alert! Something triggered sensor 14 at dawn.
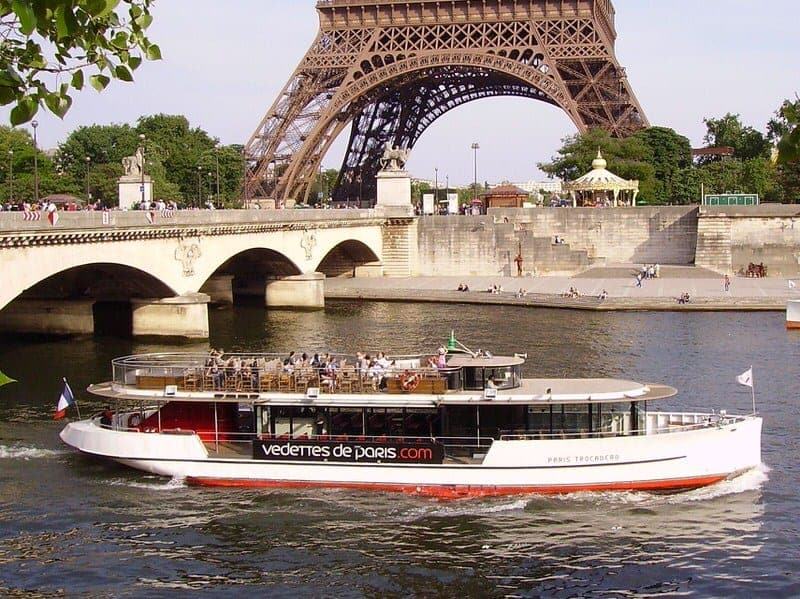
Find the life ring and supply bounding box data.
[128,414,142,430]
[400,371,420,393]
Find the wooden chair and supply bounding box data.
[224,372,240,392]
[278,373,294,392]
[183,369,200,391]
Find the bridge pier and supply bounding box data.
[131,293,210,339]
[200,275,234,305]
[265,273,325,310]
[0,299,95,336]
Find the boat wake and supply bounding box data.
[403,498,530,520]
[107,476,187,491]
[0,444,66,460]
[554,463,770,506]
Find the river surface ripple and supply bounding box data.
[0,303,797,597]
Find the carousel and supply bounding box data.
[564,151,639,207]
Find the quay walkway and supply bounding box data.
[325,268,792,312]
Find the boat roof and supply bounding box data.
[89,379,677,408]
[446,355,525,368]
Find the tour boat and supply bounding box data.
[60,337,762,498]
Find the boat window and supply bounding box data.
[462,365,522,391]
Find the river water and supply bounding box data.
[0,302,797,597]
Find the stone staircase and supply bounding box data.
[695,214,732,274]
[382,218,418,277]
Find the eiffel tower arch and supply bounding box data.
[244,0,648,205]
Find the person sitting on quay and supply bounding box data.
[598,289,609,300]
[677,293,691,305]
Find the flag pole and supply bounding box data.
[64,377,81,419]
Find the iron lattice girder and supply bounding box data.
[244,0,647,202]
[333,67,558,204]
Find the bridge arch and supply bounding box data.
[0,262,179,337]
[0,254,180,314]
[315,239,381,278]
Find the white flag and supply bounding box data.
[736,368,753,388]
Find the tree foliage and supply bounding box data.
[772,98,800,165]
[701,113,770,162]
[0,0,161,125]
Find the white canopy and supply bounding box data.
[564,151,639,207]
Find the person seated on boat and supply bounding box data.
[99,406,113,428]
[376,352,392,370]
[427,356,438,369]
[283,351,296,368]
[208,363,223,389]
[486,376,497,389]
[355,352,368,373]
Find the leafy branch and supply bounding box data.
[0,0,161,125]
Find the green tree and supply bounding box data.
[0,0,161,124]
[702,113,771,161]
[632,126,692,204]
[57,123,138,180]
[136,114,216,201]
[0,124,70,201]
[197,144,247,207]
[539,128,659,203]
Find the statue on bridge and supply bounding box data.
[122,147,145,178]
[379,143,410,172]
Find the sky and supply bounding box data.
[2,0,798,185]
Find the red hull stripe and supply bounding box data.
[185,474,728,499]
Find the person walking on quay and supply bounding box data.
[724,274,731,292]
[635,272,643,288]
[514,251,524,277]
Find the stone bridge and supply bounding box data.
[0,209,417,339]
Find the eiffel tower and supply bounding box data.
[244,0,648,205]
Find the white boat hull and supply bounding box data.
[60,416,762,498]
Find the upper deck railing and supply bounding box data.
[111,352,462,396]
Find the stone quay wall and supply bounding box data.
[695,205,800,277]
[416,205,800,277]
[416,207,699,277]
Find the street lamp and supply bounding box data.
[84,156,91,202]
[138,133,146,207]
[471,142,480,202]
[31,120,39,204]
[8,150,13,202]
[214,147,220,208]
[197,165,202,207]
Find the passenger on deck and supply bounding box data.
[100,406,113,428]
[436,347,447,369]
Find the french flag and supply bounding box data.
[54,379,76,420]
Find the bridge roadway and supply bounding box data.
[0,209,416,339]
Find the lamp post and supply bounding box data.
[434,167,439,207]
[471,142,480,202]
[84,156,91,202]
[197,165,202,207]
[214,147,220,208]
[31,120,39,204]
[138,133,146,207]
[8,150,13,202]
